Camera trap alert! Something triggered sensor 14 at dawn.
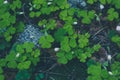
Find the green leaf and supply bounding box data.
[100,0,106,4]
[16,44,24,53]
[88,10,95,19]
[38,19,47,26]
[69,38,77,48]
[46,19,56,30]
[16,21,25,33]
[82,17,91,24]
[107,0,112,4]
[93,44,101,51]
[78,34,89,48]
[56,52,65,57]
[0,59,7,67]
[23,42,34,53]
[17,61,31,70]
[7,61,17,68]
[65,53,73,60]
[87,0,96,4]
[32,49,41,57]
[39,35,54,48]
[60,37,71,52]
[5,52,16,61]
[46,35,54,42]
[0,74,4,80]
[0,67,3,73]
[58,57,68,64]
[29,11,35,18]
[54,28,66,42]
[15,70,31,80]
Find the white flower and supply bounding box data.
[107,55,112,60]
[100,4,104,10]
[54,47,60,52]
[71,51,74,54]
[108,71,113,75]
[47,2,52,5]
[116,25,120,31]
[3,0,8,4]
[73,22,77,25]
[18,12,24,14]
[16,53,20,58]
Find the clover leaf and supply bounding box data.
[107,8,119,21]
[23,42,34,53]
[60,37,71,52]
[7,61,17,68]
[39,34,54,48]
[17,61,31,70]
[58,57,68,64]
[54,28,67,42]
[87,0,97,4]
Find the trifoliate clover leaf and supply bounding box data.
[93,44,101,51]
[56,52,65,57]
[60,37,71,52]
[69,38,77,48]
[5,52,16,61]
[65,53,73,60]
[82,17,91,24]
[88,64,101,76]
[58,57,68,64]
[16,44,24,53]
[100,0,106,4]
[7,61,17,68]
[29,11,35,18]
[17,61,31,70]
[0,59,7,67]
[39,35,54,48]
[32,49,41,57]
[46,19,56,30]
[23,42,34,53]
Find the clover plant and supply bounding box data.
[1,0,120,80]
[77,10,96,24]
[87,63,110,80]
[87,0,97,4]
[111,35,120,46]
[39,34,54,48]
[112,0,120,9]
[15,70,31,80]
[56,32,101,64]
[107,8,119,21]
[99,0,112,4]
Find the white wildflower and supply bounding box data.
[16,53,20,58]
[73,22,77,25]
[116,25,120,32]
[108,71,113,75]
[54,47,60,52]
[107,55,112,60]
[18,12,24,15]
[47,2,52,5]
[3,0,8,4]
[100,4,104,10]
